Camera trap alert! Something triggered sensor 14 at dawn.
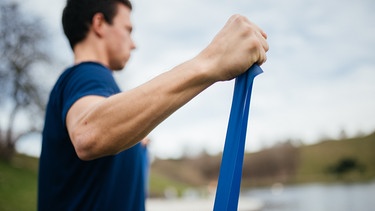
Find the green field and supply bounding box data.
[0,154,38,211]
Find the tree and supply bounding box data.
[0,1,50,161]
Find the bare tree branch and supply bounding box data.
[0,1,50,161]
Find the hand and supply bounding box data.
[198,15,269,81]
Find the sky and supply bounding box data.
[14,0,375,159]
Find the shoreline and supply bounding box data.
[146,197,264,211]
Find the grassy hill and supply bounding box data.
[150,131,375,192]
[296,133,375,183]
[0,131,374,209]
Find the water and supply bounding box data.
[243,181,375,211]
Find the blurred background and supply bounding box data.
[0,0,374,210]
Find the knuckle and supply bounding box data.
[230,14,249,25]
[231,14,243,21]
[249,38,261,49]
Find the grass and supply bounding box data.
[149,171,191,198]
[0,154,38,211]
[296,133,375,183]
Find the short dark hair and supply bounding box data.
[62,0,132,49]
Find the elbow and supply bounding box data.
[75,144,96,161]
[69,124,139,161]
[70,128,106,161]
[72,132,96,161]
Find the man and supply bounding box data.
[38,0,269,210]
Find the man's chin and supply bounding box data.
[112,67,125,71]
[111,61,127,71]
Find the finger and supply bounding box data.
[257,31,269,52]
[255,48,267,66]
[253,37,267,66]
[244,18,267,40]
[259,29,268,40]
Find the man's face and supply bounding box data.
[103,4,135,71]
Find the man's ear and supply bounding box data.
[91,13,106,37]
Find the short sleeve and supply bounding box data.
[61,63,121,126]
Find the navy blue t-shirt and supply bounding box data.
[38,62,145,211]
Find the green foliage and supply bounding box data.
[326,157,366,177]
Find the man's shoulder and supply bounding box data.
[63,62,110,78]
[55,62,111,86]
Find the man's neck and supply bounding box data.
[73,38,109,68]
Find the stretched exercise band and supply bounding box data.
[213,65,263,211]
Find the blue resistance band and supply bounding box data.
[213,65,263,211]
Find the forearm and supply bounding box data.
[70,58,214,160]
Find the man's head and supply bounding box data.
[63,0,135,70]
[63,0,132,49]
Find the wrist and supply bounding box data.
[192,50,222,84]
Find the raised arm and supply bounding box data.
[66,15,269,160]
